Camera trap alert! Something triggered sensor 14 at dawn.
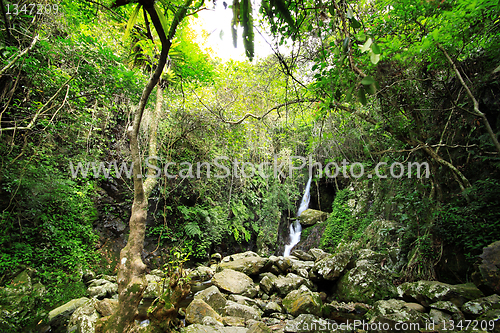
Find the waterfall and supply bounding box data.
[283,176,312,256]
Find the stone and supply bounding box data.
[404,302,425,313]
[429,308,452,324]
[194,285,227,315]
[275,257,292,273]
[308,248,329,262]
[219,256,271,276]
[264,302,282,316]
[291,250,315,261]
[241,285,259,298]
[274,273,311,297]
[322,301,371,322]
[189,266,214,282]
[248,321,271,333]
[472,240,500,295]
[67,298,100,333]
[336,261,397,304]
[222,251,260,262]
[365,299,430,332]
[222,316,246,326]
[181,324,248,333]
[462,294,500,317]
[398,281,484,307]
[48,297,89,327]
[202,316,224,326]
[297,209,328,226]
[430,300,465,321]
[213,269,254,295]
[473,309,500,333]
[313,251,352,280]
[186,299,222,325]
[224,300,262,321]
[87,279,118,299]
[143,274,162,299]
[94,298,118,317]
[282,286,323,317]
[284,314,330,333]
[259,275,276,295]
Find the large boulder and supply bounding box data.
[322,301,372,322]
[212,269,254,295]
[186,299,222,325]
[336,261,397,304]
[365,299,430,333]
[224,300,262,321]
[219,256,270,276]
[48,297,90,328]
[274,273,311,297]
[462,294,500,317]
[398,281,484,307]
[194,285,227,315]
[67,298,100,333]
[87,279,118,299]
[282,286,323,317]
[221,251,259,262]
[472,240,500,295]
[312,251,352,280]
[259,274,277,295]
[297,209,328,226]
[307,248,329,262]
[291,250,315,262]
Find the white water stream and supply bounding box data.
[283,177,312,256]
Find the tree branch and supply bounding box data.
[0,34,39,76]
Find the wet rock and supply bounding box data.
[194,285,227,315]
[430,300,465,321]
[365,299,430,333]
[67,298,99,333]
[398,281,484,307]
[282,286,323,317]
[472,240,500,295]
[297,209,328,227]
[87,279,118,299]
[307,248,329,262]
[291,250,315,262]
[224,300,262,321]
[462,294,500,317]
[219,256,271,276]
[336,261,397,304]
[213,269,254,295]
[313,251,352,280]
[186,299,222,325]
[322,301,371,322]
[48,297,90,328]
[264,302,282,316]
[248,321,271,333]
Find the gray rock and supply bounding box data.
[67,298,99,333]
[472,240,500,295]
[291,250,315,262]
[213,269,254,294]
[202,316,224,326]
[219,256,270,276]
[222,251,260,262]
[308,249,329,262]
[264,302,282,315]
[248,321,271,333]
[297,209,328,226]
[462,294,500,317]
[313,251,352,280]
[194,285,227,315]
[48,297,90,327]
[282,286,322,317]
[336,261,397,304]
[274,273,312,297]
[143,274,162,299]
[186,299,223,325]
[398,281,484,307]
[259,275,276,295]
[429,308,452,324]
[224,300,262,321]
[365,299,430,332]
[430,300,464,321]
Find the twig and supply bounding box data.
[0,34,39,76]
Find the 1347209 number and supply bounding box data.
[5,3,59,16]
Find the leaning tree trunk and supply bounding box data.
[96,0,193,331]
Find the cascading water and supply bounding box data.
[283,176,312,256]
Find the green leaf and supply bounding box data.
[360,37,372,53]
[361,75,375,85]
[370,52,380,64]
[365,83,376,95]
[371,42,381,54]
[154,2,170,39]
[342,37,349,53]
[123,3,141,42]
[358,87,367,105]
[350,18,361,29]
[328,4,335,16]
[345,86,355,102]
[346,6,354,19]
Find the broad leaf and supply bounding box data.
[358,87,367,105]
[123,3,141,42]
[361,75,375,85]
[360,38,372,53]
